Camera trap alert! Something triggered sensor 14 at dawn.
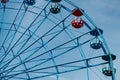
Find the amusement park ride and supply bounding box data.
[0,0,117,80]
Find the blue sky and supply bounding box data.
[0,0,120,80]
[74,0,120,80]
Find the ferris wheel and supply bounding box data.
[0,0,116,80]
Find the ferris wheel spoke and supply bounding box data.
[0,23,72,76]
[4,12,50,62]
[1,31,94,75]
[0,2,51,67]
[0,2,24,50]
[0,0,116,80]
[1,54,109,79]
[0,13,72,72]
[5,2,50,54]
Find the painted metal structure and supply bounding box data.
[0,0,116,80]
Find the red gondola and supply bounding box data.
[72,8,84,17]
[71,19,84,28]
